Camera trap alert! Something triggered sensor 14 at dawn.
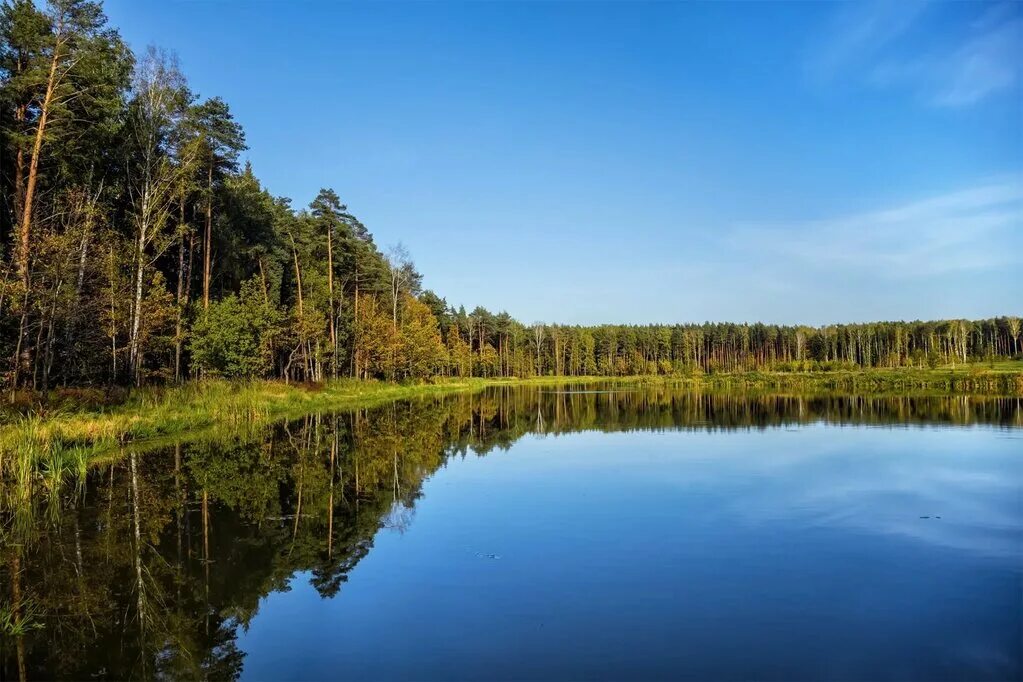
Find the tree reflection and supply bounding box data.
[2,388,1020,679]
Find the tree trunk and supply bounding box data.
[42,280,61,391]
[326,227,337,377]
[392,276,398,331]
[75,224,90,298]
[353,273,360,378]
[128,212,147,386]
[203,162,213,309]
[9,289,29,393]
[290,232,304,316]
[130,452,146,640]
[109,247,117,381]
[289,232,305,379]
[174,193,187,382]
[17,34,62,287]
[13,104,26,225]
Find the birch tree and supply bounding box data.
[124,47,189,385]
[532,322,546,376]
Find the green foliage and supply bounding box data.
[397,295,447,379]
[190,279,283,378]
[0,596,44,636]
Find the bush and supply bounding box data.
[190,280,283,378]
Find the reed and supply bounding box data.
[1,367,1020,494]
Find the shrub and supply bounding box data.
[190,280,283,378]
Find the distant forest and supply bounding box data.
[1,0,1020,390]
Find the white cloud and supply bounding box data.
[728,178,1023,279]
[808,0,929,80]
[930,15,1021,107]
[810,1,1022,107]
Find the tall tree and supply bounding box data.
[188,96,244,309]
[1,0,129,388]
[384,242,421,330]
[11,0,126,285]
[310,188,346,376]
[123,47,189,385]
[0,0,48,243]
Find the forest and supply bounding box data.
[1,0,1020,394]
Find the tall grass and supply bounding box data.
[0,379,503,497]
[1,368,1020,508]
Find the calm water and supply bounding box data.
[2,387,1021,681]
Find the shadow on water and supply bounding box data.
[1,386,1021,680]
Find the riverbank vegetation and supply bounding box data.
[2,362,1020,483]
[1,0,1022,512]
[4,380,1020,519]
[1,0,1021,395]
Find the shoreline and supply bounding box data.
[1,366,1020,479]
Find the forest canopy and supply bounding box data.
[0,0,1020,390]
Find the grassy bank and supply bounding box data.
[694,364,1023,393]
[1,364,1020,495]
[1,379,493,462]
[0,377,594,484]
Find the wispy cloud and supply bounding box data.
[808,0,929,81]
[809,1,1022,107]
[928,10,1021,107]
[728,178,1023,279]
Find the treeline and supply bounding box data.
[430,316,1022,379]
[1,1,1020,392]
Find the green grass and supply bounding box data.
[939,359,1023,372]
[694,363,1023,393]
[0,377,586,484]
[1,365,1020,495]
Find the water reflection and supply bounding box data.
[2,388,1020,680]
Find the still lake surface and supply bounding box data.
[2,386,1021,680]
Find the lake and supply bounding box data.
[2,386,1021,680]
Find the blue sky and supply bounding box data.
[105,0,1021,325]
